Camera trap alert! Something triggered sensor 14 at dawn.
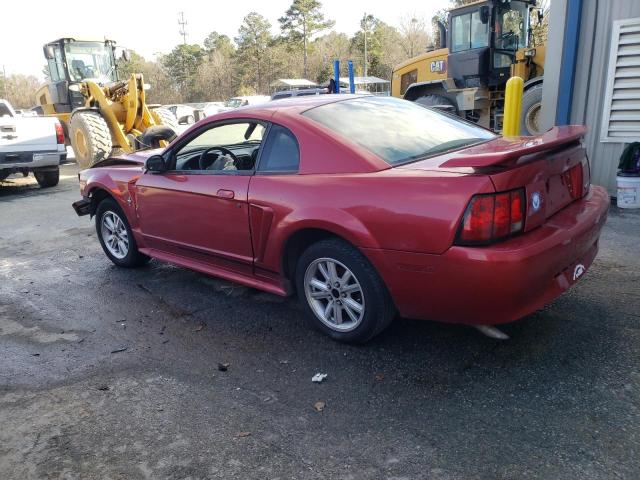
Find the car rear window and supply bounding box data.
[302,96,495,165]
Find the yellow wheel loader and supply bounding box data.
[35,38,178,168]
[391,0,545,135]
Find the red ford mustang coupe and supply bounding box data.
[73,96,609,343]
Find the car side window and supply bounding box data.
[257,125,300,173]
[171,122,265,173]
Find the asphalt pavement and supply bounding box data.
[0,164,639,479]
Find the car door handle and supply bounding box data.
[216,189,235,199]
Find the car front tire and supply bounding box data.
[295,238,395,344]
[95,198,150,268]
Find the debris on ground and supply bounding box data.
[312,373,328,383]
[195,324,205,332]
[314,401,326,412]
[375,373,385,382]
[110,347,128,354]
[218,363,230,372]
[236,431,251,438]
[96,384,109,391]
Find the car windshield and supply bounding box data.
[302,97,495,165]
[65,42,117,83]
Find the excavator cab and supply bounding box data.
[42,39,123,113]
[36,38,177,168]
[447,0,535,89]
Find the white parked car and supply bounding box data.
[222,96,271,110]
[165,105,196,125]
[0,99,66,187]
[187,102,225,117]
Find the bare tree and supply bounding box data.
[399,15,432,59]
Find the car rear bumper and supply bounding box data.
[363,186,610,325]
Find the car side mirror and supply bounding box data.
[44,45,55,60]
[145,155,167,173]
[480,6,490,24]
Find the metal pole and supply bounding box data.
[333,60,340,93]
[363,13,368,79]
[348,60,355,94]
[1,65,6,99]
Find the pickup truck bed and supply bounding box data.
[0,99,66,188]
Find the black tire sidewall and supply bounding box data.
[34,168,59,188]
[295,239,393,343]
[520,84,544,135]
[95,198,146,268]
[415,94,458,115]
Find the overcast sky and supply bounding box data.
[1,0,450,78]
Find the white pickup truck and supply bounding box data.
[0,99,66,188]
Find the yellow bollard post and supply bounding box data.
[503,76,524,137]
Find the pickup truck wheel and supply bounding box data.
[33,167,59,188]
[296,238,396,344]
[70,111,112,169]
[95,198,150,268]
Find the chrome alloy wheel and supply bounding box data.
[303,257,365,332]
[101,211,129,260]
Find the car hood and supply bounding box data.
[92,148,162,168]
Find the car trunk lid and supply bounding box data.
[402,126,591,232]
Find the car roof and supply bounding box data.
[187,95,390,175]
[234,94,363,114]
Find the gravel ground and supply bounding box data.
[0,164,638,479]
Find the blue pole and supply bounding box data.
[348,60,355,94]
[556,0,583,125]
[333,60,340,93]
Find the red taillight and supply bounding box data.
[457,189,525,245]
[55,122,65,144]
[564,163,584,200]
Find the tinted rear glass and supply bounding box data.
[302,97,495,165]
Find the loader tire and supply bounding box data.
[70,111,112,169]
[520,83,544,136]
[151,108,179,133]
[414,94,458,114]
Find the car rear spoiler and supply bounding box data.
[439,126,587,169]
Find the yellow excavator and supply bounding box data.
[36,38,178,168]
[392,0,545,135]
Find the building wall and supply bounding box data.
[542,0,640,195]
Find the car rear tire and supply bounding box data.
[33,167,59,188]
[95,198,150,268]
[295,238,395,343]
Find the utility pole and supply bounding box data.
[178,12,188,45]
[1,65,7,99]
[364,13,368,79]
[178,12,188,99]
